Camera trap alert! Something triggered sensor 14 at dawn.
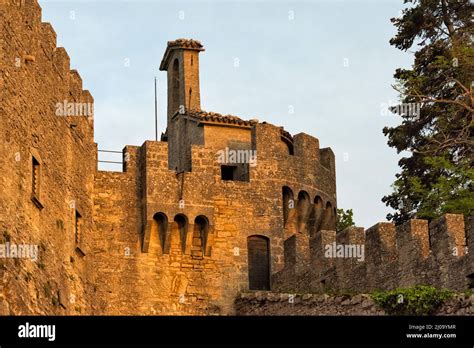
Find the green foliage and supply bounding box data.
[383,0,474,224]
[387,156,474,221]
[372,285,453,315]
[463,289,474,297]
[336,208,355,232]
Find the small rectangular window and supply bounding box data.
[75,210,82,244]
[221,165,237,181]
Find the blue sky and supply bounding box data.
[40,0,413,228]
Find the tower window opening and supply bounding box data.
[32,156,40,197]
[221,165,237,181]
[75,210,82,244]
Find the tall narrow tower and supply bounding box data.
[159,39,205,122]
[159,39,205,171]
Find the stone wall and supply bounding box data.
[0,0,339,316]
[0,0,96,315]
[235,292,474,316]
[89,121,337,315]
[1,0,470,317]
[273,213,473,294]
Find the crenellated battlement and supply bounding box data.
[253,122,322,161]
[117,120,330,187]
[2,0,91,108]
[275,213,472,293]
[1,0,98,316]
[40,22,56,53]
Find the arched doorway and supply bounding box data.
[247,235,270,290]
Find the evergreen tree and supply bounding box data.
[383,0,474,224]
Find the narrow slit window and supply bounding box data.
[32,156,40,197]
[75,210,82,244]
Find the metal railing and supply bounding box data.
[98,149,123,165]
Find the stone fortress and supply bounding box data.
[0,0,472,315]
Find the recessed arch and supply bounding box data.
[153,212,169,253]
[193,215,210,257]
[314,196,324,232]
[297,191,311,232]
[298,191,310,202]
[174,214,188,253]
[314,196,323,206]
[280,131,294,156]
[282,186,294,227]
[321,201,336,231]
[281,138,294,155]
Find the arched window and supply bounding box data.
[282,186,294,227]
[174,214,188,253]
[171,58,180,114]
[297,191,311,232]
[314,196,324,232]
[281,139,294,155]
[153,213,169,254]
[247,235,270,290]
[193,216,209,258]
[280,130,294,155]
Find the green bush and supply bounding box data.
[371,285,453,315]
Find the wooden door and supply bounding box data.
[247,236,270,290]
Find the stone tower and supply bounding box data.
[160,39,205,171]
[159,39,204,118]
